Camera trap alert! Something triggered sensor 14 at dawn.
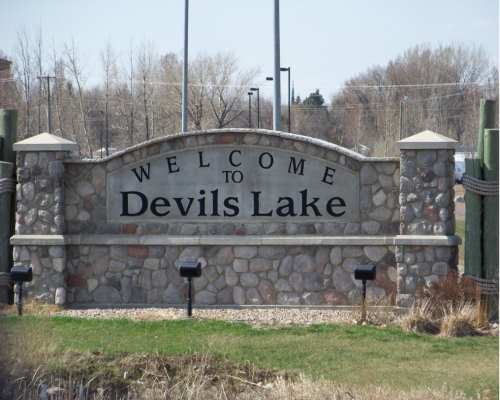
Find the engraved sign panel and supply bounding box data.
[107,146,360,222]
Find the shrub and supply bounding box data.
[400,299,440,334]
[440,302,478,337]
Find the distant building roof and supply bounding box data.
[0,58,12,70]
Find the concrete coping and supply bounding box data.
[13,132,79,152]
[10,234,461,246]
[398,130,458,150]
[62,129,400,164]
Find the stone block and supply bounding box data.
[342,258,358,273]
[258,246,286,259]
[144,258,160,270]
[233,286,246,304]
[246,288,262,305]
[213,247,234,265]
[127,246,149,258]
[179,247,203,260]
[303,273,323,291]
[109,260,126,273]
[277,292,301,305]
[302,292,323,305]
[279,255,293,276]
[195,290,216,305]
[315,248,330,268]
[333,267,354,292]
[293,254,315,273]
[289,272,303,291]
[234,246,257,259]
[87,278,98,292]
[362,221,380,235]
[360,164,378,184]
[53,258,65,272]
[369,207,392,222]
[249,258,272,272]
[343,246,363,258]
[240,273,259,288]
[233,259,248,273]
[373,190,387,207]
[432,262,448,276]
[329,247,342,266]
[363,246,387,262]
[225,268,239,286]
[93,286,121,303]
[216,287,233,304]
[152,270,167,288]
[55,287,66,305]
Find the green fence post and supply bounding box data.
[477,100,497,170]
[0,161,14,303]
[0,109,17,163]
[482,129,498,282]
[0,109,17,304]
[464,158,483,277]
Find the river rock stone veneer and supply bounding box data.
[10,129,459,306]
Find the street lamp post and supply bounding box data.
[273,0,281,131]
[250,87,260,128]
[247,91,253,128]
[181,0,189,132]
[280,67,291,132]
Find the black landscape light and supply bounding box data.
[177,259,202,317]
[10,264,33,316]
[354,264,376,323]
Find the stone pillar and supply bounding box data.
[12,132,77,304]
[397,130,459,307]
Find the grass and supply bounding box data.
[0,315,497,397]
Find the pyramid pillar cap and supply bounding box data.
[397,130,458,150]
[13,132,78,152]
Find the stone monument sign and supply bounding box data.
[10,129,459,307]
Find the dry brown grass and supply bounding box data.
[400,298,482,337]
[399,299,440,335]
[440,302,478,337]
[0,301,63,317]
[5,357,490,400]
[399,275,493,337]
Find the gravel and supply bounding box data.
[55,306,401,326]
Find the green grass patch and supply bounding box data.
[1,315,497,396]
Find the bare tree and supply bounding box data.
[50,42,67,138]
[101,42,118,155]
[136,42,156,141]
[14,30,33,136]
[128,44,135,145]
[329,44,497,155]
[64,39,92,157]
[34,28,44,133]
[206,53,258,128]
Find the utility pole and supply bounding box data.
[181,0,189,132]
[37,75,56,133]
[273,0,281,131]
[399,96,408,140]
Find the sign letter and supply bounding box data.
[131,163,151,182]
[288,157,305,176]
[121,191,148,216]
[322,166,336,185]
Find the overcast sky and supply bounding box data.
[1,0,498,101]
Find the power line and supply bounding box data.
[341,82,488,90]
